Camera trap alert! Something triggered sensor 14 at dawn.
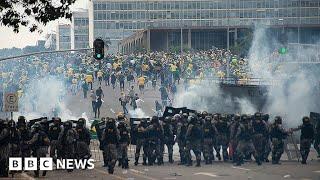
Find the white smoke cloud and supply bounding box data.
[129,108,148,118]
[173,24,319,125]
[18,76,78,121]
[247,24,320,127]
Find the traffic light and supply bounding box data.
[93,38,104,60]
[278,47,288,55]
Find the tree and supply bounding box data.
[0,0,76,33]
[230,29,253,57]
[104,38,111,50]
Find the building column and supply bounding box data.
[234,28,238,45]
[165,31,169,51]
[188,29,191,49]
[147,29,151,53]
[88,0,94,48]
[227,27,230,50]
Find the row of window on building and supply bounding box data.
[93,0,320,11]
[93,8,319,21]
[94,17,319,30]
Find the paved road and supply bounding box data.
[12,78,320,179]
[17,158,320,180]
[66,78,162,119]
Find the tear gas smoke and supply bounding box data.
[17,76,79,121]
[248,24,320,127]
[174,25,320,127]
[129,108,148,118]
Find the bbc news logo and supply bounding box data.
[9,158,95,171]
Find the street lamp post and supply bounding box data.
[180,2,184,54]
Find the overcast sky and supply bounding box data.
[0,0,87,49]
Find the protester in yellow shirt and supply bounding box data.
[85,74,93,90]
[97,70,103,85]
[137,76,145,94]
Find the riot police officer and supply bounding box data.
[146,116,164,165]
[214,114,229,161]
[118,121,130,169]
[291,116,315,164]
[101,118,119,174]
[235,115,261,166]
[315,118,320,158]
[229,114,241,162]
[28,123,50,177]
[75,118,91,160]
[17,116,32,169]
[161,116,175,163]
[58,121,78,172]
[185,115,202,167]
[252,112,269,162]
[0,119,10,177]
[175,113,188,165]
[134,119,148,166]
[202,116,217,164]
[48,117,62,163]
[270,116,290,164]
[8,120,21,158]
[262,113,271,162]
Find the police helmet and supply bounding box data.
[63,121,72,129]
[54,117,62,123]
[78,118,86,127]
[254,112,262,119]
[0,119,7,128]
[274,116,282,124]
[151,116,159,124]
[302,116,310,124]
[202,111,208,117]
[188,115,197,124]
[241,114,248,122]
[205,116,212,122]
[164,116,171,123]
[8,120,16,128]
[18,116,26,124]
[234,114,241,121]
[173,114,181,121]
[182,113,188,119]
[32,123,42,131]
[118,121,126,128]
[221,114,227,121]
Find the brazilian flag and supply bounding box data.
[90,119,100,139]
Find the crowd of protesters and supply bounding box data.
[0,48,253,117]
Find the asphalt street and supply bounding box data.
[12,79,320,179]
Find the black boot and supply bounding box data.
[157,157,163,165]
[169,155,174,164]
[123,159,129,169]
[216,154,221,161]
[108,165,114,174]
[186,159,192,167]
[196,159,201,167]
[34,170,39,178]
[148,156,154,166]
[134,157,139,166]
[118,158,122,167]
[178,155,185,165]
[142,157,147,166]
[256,159,262,166]
[205,158,209,164]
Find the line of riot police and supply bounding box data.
[0,116,91,178]
[125,111,319,168]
